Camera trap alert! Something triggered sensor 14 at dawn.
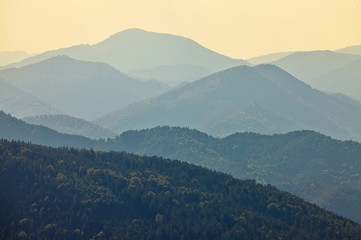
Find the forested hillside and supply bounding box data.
[2,113,361,224]
[106,126,361,223]
[1,140,361,239]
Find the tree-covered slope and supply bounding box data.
[107,126,361,224]
[1,139,361,239]
[2,113,361,224]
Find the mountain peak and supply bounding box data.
[95,63,361,142]
[108,28,185,40]
[1,28,247,75]
[37,54,75,63]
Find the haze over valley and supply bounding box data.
[1,1,361,239]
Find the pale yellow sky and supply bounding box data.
[1,0,360,59]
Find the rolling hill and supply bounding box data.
[272,50,361,101]
[95,64,361,142]
[1,139,361,239]
[310,59,361,101]
[0,111,96,148]
[106,126,361,224]
[0,55,169,120]
[23,114,116,140]
[0,78,58,118]
[2,113,361,223]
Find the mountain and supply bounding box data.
[247,52,293,65]
[310,59,361,101]
[0,78,58,118]
[272,51,361,100]
[2,113,361,223]
[1,28,248,85]
[1,139,361,239]
[128,64,213,86]
[0,51,30,67]
[336,45,361,55]
[0,111,96,148]
[23,114,116,140]
[95,64,361,142]
[0,55,169,120]
[105,126,361,223]
[272,51,361,80]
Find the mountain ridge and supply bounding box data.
[0,78,58,118]
[0,111,96,148]
[0,55,169,120]
[2,112,361,223]
[2,139,361,239]
[271,50,361,100]
[94,64,361,142]
[105,126,361,224]
[23,114,116,140]
[0,29,248,86]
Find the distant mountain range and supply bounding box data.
[0,55,169,120]
[128,63,213,86]
[23,114,116,139]
[1,28,361,237]
[336,45,361,55]
[272,50,361,101]
[2,112,361,223]
[0,78,58,118]
[247,52,294,65]
[0,111,95,148]
[0,51,30,67]
[310,59,361,101]
[1,28,248,86]
[94,64,361,142]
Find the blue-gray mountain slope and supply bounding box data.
[95,64,361,141]
[0,55,169,120]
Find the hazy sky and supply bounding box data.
[1,0,360,59]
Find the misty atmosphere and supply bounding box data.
[1,1,361,239]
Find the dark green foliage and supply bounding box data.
[1,140,361,239]
[107,126,361,224]
[2,113,361,224]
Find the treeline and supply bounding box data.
[2,112,361,224]
[106,126,361,224]
[1,139,361,239]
